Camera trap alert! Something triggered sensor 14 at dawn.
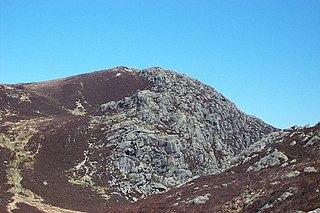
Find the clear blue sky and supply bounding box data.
[0,0,319,128]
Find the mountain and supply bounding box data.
[0,67,318,213]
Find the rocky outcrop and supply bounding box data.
[70,67,275,200]
[117,123,320,213]
[247,150,288,172]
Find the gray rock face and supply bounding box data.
[230,130,287,166]
[72,67,275,200]
[247,150,288,172]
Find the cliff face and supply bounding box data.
[1,67,317,213]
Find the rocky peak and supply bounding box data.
[90,67,275,200]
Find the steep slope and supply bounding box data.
[119,123,320,213]
[92,67,274,200]
[1,66,275,212]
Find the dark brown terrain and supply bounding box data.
[0,67,319,213]
[1,67,151,212]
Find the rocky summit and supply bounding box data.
[0,67,319,213]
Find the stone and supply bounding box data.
[290,159,297,163]
[278,191,293,201]
[286,170,301,178]
[100,101,117,111]
[304,166,317,173]
[188,194,211,205]
[221,183,228,188]
[150,182,168,192]
[247,150,288,172]
[290,141,297,146]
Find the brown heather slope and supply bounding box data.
[0,67,151,212]
[0,146,12,213]
[0,66,150,119]
[23,67,150,115]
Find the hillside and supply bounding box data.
[0,67,318,213]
